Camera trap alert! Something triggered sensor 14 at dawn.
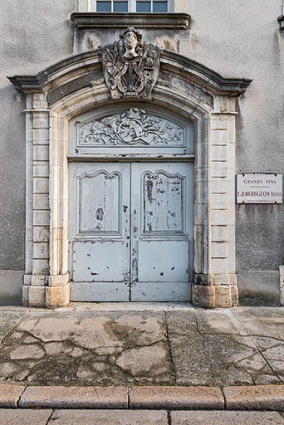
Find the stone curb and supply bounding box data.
[223,385,284,411]
[0,384,25,407]
[130,386,224,409]
[1,384,284,411]
[19,386,128,409]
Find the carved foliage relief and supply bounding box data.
[79,108,184,146]
[100,27,160,99]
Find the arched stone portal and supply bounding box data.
[9,29,251,308]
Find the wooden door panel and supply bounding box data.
[131,162,193,301]
[143,171,185,234]
[137,240,189,282]
[77,170,122,235]
[72,240,129,282]
[69,162,130,301]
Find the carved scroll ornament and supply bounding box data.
[79,108,183,146]
[100,27,160,99]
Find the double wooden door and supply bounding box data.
[69,162,193,301]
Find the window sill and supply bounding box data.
[71,12,191,30]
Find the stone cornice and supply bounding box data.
[162,51,252,95]
[71,12,191,30]
[8,49,252,98]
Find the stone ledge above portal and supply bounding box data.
[71,12,191,30]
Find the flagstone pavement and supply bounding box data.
[0,303,284,387]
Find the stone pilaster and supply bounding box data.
[192,103,238,308]
[23,94,70,308]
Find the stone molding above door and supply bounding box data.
[9,33,252,308]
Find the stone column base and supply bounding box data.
[22,273,70,308]
[192,274,238,308]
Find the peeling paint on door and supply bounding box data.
[69,162,193,302]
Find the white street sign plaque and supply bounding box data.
[237,174,282,204]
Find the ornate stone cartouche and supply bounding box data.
[99,27,160,99]
[79,108,183,146]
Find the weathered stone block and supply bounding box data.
[33,177,49,194]
[211,178,227,193]
[33,226,50,242]
[33,145,49,161]
[211,164,227,178]
[45,281,70,308]
[33,242,49,259]
[27,286,45,307]
[211,129,228,144]
[211,225,228,242]
[33,210,49,226]
[215,285,232,308]
[33,164,49,177]
[33,194,49,210]
[231,284,239,307]
[211,258,228,274]
[211,145,227,161]
[212,242,228,258]
[32,259,49,275]
[31,275,46,286]
[211,210,228,226]
[192,284,215,308]
[33,113,49,129]
[22,285,29,306]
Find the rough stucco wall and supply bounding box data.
[183,0,284,275]
[0,0,76,270]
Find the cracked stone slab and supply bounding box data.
[0,409,52,425]
[49,409,168,425]
[224,385,284,411]
[19,385,128,408]
[0,310,173,385]
[232,308,284,341]
[232,308,284,382]
[0,309,28,343]
[171,411,284,425]
[166,310,280,386]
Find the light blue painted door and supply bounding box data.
[69,162,193,301]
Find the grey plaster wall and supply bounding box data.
[187,0,284,297]
[0,0,75,270]
[0,0,76,300]
[1,0,283,302]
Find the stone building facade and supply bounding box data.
[0,0,283,307]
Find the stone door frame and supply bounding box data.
[9,48,251,308]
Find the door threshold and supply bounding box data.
[56,302,194,312]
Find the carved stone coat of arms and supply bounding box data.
[100,27,160,99]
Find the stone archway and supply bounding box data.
[9,28,251,308]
